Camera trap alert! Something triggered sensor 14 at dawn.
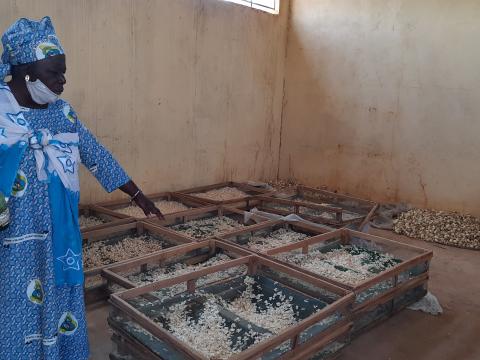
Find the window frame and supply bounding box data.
[223,0,280,15]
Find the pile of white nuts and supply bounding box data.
[169,216,245,239]
[393,209,480,250]
[83,235,165,269]
[277,245,399,286]
[192,187,248,201]
[115,200,190,218]
[247,228,309,252]
[79,215,105,229]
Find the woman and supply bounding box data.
[0,17,163,359]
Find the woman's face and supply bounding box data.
[30,54,66,95]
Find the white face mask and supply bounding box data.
[25,75,59,104]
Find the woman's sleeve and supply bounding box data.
[74,116,130,193]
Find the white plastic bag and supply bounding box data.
[244,208,334,231]
[407,292,443,315]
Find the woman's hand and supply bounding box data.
[134,193,165,220]
[119,180,165,220]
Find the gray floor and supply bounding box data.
[87,302,113,360]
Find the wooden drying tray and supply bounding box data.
[79,204,135,235]
[249,195,368,229]
[102,239,252,293]
[144,205,272,242]
[266,185,379,229]
[82,221,194,304]
[265,229,433,335]
[174,181,273,206]
[217,219,333,255]
[110,255,355,360]
[93,192,208,221]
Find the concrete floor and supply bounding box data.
[87,229,480,360]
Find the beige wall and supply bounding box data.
[1,0,288,202]
[4,0,479,215]
[280,0,480,215]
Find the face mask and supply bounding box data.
[25,75,59,104]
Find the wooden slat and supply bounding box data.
[109,317,164,360]
[110,295,207,360]
[80,204,136,234]
[271,255,353,291]
[85,243,194,278]
[103,239,252,293]
[105,241,211,273]
[265,229,343,256]
[176,181,271,196]
[102,268,137,289]
[94,192,211,221]
[231,297,352,360]
[89,205,131,220]
[83,221,196,284]
[81,217,136,236]
[215,219,283,238]
[347,229,431,254]
[83,221,139,243]
[257,256,352,297]
[280,321,352,360]
[252,193,371,228]
[298,185,376,207]
[212,239,254,257]
[358,203,379,231]
[174,181,271,206]
[141,221,194,244]
[109,252,355,360]
[353,273,429,313]
[159,204,220,223]
[84,283,109,304]
[262,228,432,299]
[117,256,252,300]
[254,195,344,214]
[353,252,432,293]
[95,192,170,207]
[145,206,271,243]
[218,219,335,256]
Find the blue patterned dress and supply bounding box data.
[0,84,130,359]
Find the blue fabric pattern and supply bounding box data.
[0,85,130,359]
[0,141,28,196]
[1,16,64,82]
[75,113,131,193]
[0,62,10,80]
[0,88,84,287]
[1,17,64,66]
[48,175,84,287]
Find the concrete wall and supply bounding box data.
[280,0,480,215]
[4,0,478,215]
[1,0,288,202]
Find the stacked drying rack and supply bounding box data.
[79,181,432,360]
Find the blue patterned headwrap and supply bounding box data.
[0,16,64,79]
